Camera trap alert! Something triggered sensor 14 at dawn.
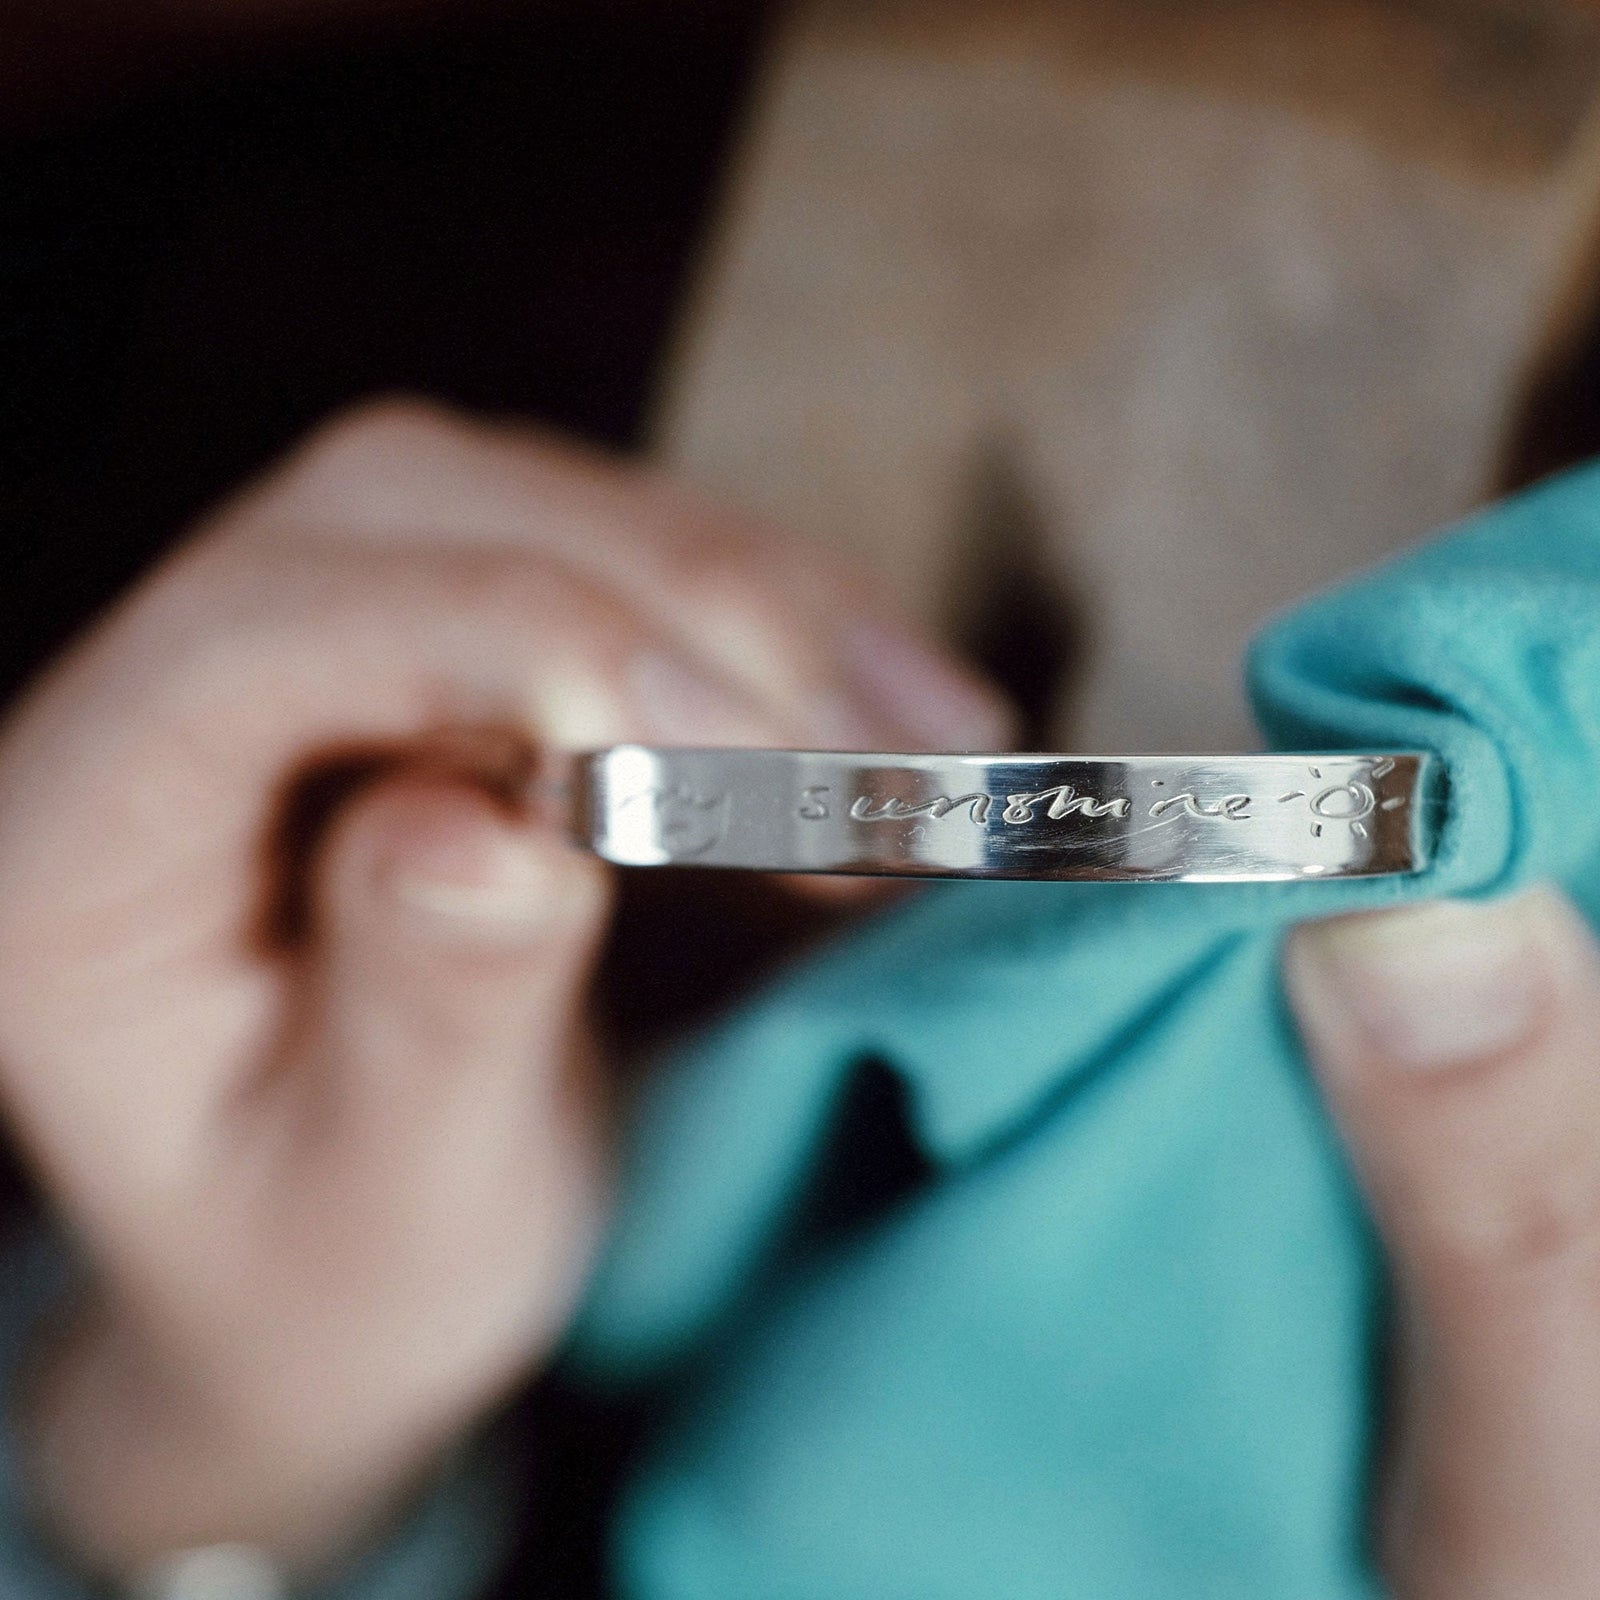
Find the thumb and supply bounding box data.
[277,772,613,1367]
[1285,888,1600,1600]
[47,781,618,1578]
[307,772,612,1098]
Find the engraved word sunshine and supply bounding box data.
[798,761,1403,842]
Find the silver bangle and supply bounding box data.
[568,747,1440,883]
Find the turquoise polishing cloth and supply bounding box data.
[567,463,1600,1600]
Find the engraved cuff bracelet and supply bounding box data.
[566,747,1441,883]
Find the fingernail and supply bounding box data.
[840,620,1012,750]
[527,668,632,748]
[673,603,885,747]
[1293,893,1551,1071]
[388,825,559,934]
[628,649,768,745]
[805,689,890,750]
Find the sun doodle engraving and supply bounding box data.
[1273,758,1406,842]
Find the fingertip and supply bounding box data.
[837,618,1017,752]
[625,648,794,748]
[318,776,609,947]
[1285,889,1577,1080]
[1286,886,1600,1275]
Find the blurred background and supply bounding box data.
[10,0,1600,755]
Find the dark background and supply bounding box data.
[1,2,773,702]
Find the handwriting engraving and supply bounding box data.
[849,792,993,824]
[819,758,1409,845]
[1147,792,1252,822]
[1002,785,1131,824]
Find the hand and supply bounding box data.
[0,399,1009,1582]
[1286,887,1600,1599]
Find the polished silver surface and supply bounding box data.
[570,747,1440,882]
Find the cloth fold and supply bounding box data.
[569,463,1600,1599]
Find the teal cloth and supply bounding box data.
[568,462,1600,1600]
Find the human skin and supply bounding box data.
[2,400,1598,1597]
[0,399,1008,1582]
[1287,892,1600,1599]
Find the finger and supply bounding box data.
[0,404,997,1171]
[1284,888,1600,1600]
[300,770,607,1143]
[78,777,613,1533]
[0,552,776,1165]
[283,774,611,1342]
[242,400,1014,751]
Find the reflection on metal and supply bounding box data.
[572,747,1439,882]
